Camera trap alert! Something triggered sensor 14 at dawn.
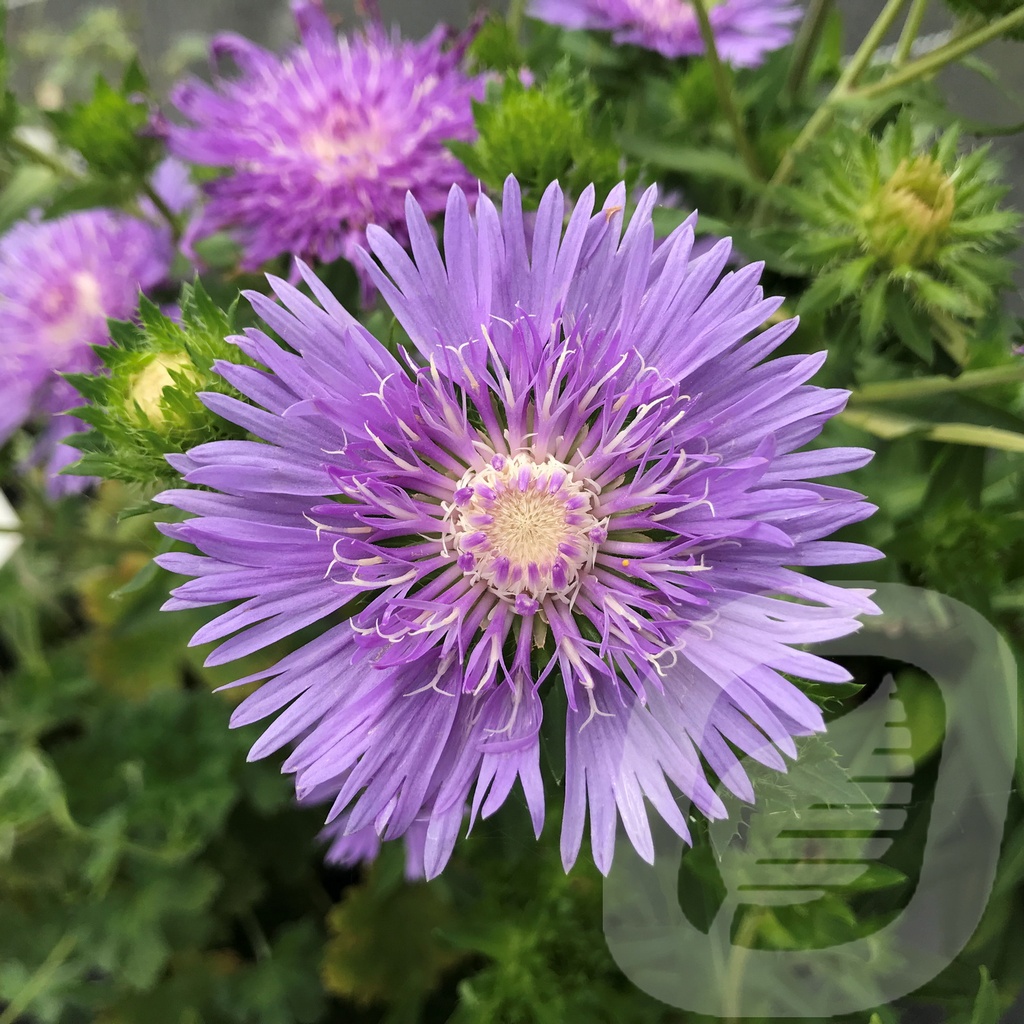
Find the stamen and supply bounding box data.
[447,452,605,606]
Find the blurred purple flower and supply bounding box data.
[142,156,200,221]
[530,0,802,67]
[167,0,483,295]
[157,177,878,878]
[0,210,172,492]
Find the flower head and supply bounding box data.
[529,0,802,67]
[158,178,878,878]
[168,0,483,289]
[786,115,1021,349]
[0,209,172,489]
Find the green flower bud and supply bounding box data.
[128,352,197,427]
[860,155,956,267]
[448,64,627,207]
[64,281,251,506]
[785,114,1020,357]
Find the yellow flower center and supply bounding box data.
[447,453,605,609]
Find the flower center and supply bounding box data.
[448,453,605,610]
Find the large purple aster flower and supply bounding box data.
[530,0,802,67]
[0,210,172,491]
[167,0,483,291]
[157,178,879,878]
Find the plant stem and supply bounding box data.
[893,0,930,66]
[140,179,182,242]
[836,0,910,92]
[7,131,179,240]
[849,363,1024,404]
[507,0,526,42]
[755,0,908,216]
[6,133,82,179]
[786,0,834,99]
[691,0,765,181]
[0,933,78,1024]
[851,4,1024,101]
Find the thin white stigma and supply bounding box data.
[447,453,605,607]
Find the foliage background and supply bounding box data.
[3,1,1024,1023]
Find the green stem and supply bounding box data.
[786,0,834,99]
[849,364,1024,404]
[835,0,910,91]
[754,0,908,219]
[691,0,765,181]
[140,179,182,242]
[507,0,526,42]
[893,0,930,66]
[850,4,1024,101]
[0,933,78,1024]
[6,133,82,179]
[7,132,179,240]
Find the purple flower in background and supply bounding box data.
[142,156,200,222]
[530,0,802,67]
[158,177,878,878]
[0,210,172,492]
[167,0,483,293]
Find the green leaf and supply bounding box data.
[0,6,17,141]
[0,166,58,232]
[45,71,158,179]
[322,860,465,1009]
[619,135,762,191]
[0,746,76,835]
[860,275,889,343]
[970,966,1001,1024]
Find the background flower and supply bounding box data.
[0,209,172,492]
[158,177,878,878]
[528,0,802,67]
[167,0,483,293]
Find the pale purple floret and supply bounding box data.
[530,0,802,67]
[0,210,172,491]
[167,0,483,293]
[156,177,879,878]
[142,156,200,221]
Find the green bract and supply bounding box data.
[64,281,248,504]
[448,65,626,207]
[785,114,1020,359]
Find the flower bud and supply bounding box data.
[860,156,955,267]
[128,352,196,427]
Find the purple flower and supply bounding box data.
[167,0,483,293]
[0,210,172,490]
[142,156,200,222]
[157,178,879,878]
[530,0,802,67]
